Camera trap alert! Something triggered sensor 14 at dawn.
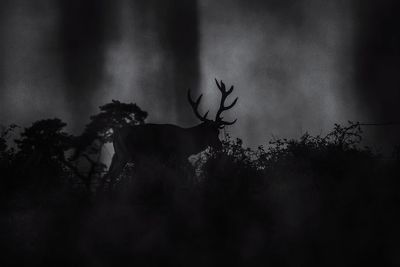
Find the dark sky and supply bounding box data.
[0,0,399,148]
[58,0,118,127]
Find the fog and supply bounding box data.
[0,0,398,148]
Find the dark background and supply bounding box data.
[0,0,399,149]
[1,1,400,266]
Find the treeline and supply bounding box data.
[0,100,147,195]
[1,101,399,266]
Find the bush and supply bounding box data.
[1,114,399,266]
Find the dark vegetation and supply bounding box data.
[1,101,399,266]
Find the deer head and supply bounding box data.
[187,79,238,149]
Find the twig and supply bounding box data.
[358,122,400,126]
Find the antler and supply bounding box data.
[187,80,238,127]
[188,90,211,122]
[214,79,238,127]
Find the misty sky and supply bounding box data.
[0,0,399,148]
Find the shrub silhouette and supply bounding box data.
[0,124,18,193]
[1,105,399,266]
[5,119,73,192]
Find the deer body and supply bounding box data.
[104,79,238,185]
[113,123,220,163]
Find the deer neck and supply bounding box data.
[186,123,210,151]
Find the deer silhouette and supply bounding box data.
[103,79,238,186]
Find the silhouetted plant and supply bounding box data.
[15,119,72,158]
[0,124,18,191]
[324,121,363,148]
[0,123,17,158]
[67,100,147,190]
[1,108,400,267]
[72,100,147,158]
[15,119,72,177]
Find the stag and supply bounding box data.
[104,79,238,185]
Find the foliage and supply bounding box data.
[0,100,147,192]
[15,119,73,160]
[4,119,73,190]
[0,124,18,190]
[69,100,147,189]
[1,109,399,266]
[0,124,18,158]
[195,121,373,175]
[74,100,147,155]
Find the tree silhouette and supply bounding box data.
[66,100,148,190]
[1,105,399,267]
[0,124,18,191]
[16,119,71,158]
[0,124,17,156]
[13,119,73,189]
[72,100,147,158]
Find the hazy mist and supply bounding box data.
[0,0,399,148]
